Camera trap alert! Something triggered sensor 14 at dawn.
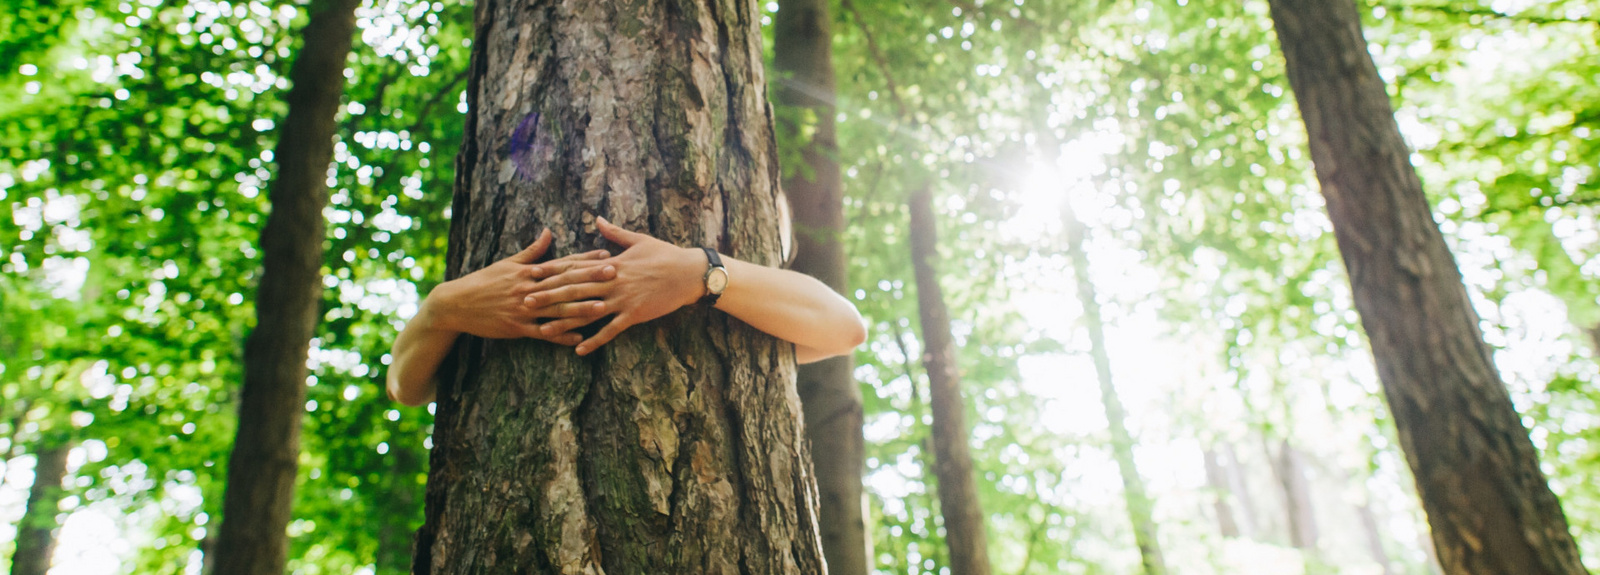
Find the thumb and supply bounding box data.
[596,216,649,248]
[510,228,553,263]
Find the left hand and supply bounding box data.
[529,216,706,356]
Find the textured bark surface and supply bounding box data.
[1063,211,1167,575]
[907,188,991,575]
[10,441,71,575]
[774,0,868,573]
[213,0,359,573]
[411,0,825,573]
[1267,1,1588,573]
[1272,440,1318,552]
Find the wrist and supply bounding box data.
[680,246,708,306]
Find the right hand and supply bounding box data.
[421,229,615,345]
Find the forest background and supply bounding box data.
[0,0,1597,573]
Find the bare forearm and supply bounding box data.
[714,255,867,363]
[387,300,456,406]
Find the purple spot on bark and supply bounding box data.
[509,112,547,181]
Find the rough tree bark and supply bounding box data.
[1062,208,1168,575]
[1266,1,1589,573]
[10,441,71,575]
[773,0,869,573]
[907,187,991,575]
[409,0,825,573]
[211,0,360,572]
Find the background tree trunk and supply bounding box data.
[410,0,825,573]
[1266,1,1588,573]
[907,187,991,575]
[10,441,71,575]
[1202,447,1240,539]
[1063,209,1169,575]
[1222,442,1262,540]
[211,0,360,572]
[1355,492,1398,575]
[1272,440,1318,553]
[774,0,869,573]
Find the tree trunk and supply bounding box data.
[1355,493,1398,575]
[907,187,991,575]
[1266,2,1589,573]
[410,0,824,573]
[10,441,71,575]
[1062,209,1168,575]
[1271,439,1318,552]
[1222,442,1261,540]
[1202,447,1240,539]
[774,0,869,573]
[211,0,360,572]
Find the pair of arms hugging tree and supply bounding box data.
[387,216,868,406]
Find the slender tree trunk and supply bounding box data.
[1062,209,1168,575]
[907,187,992,575]
[410,0,824,573]
[1267,2,1588,573]
[1202,447,1241,538]
[774,0,869,573]
[212,0,360,572]
[1272,439,1318,552]
[1355,493,1398,575]
[10,441,71,575]
[1222,442,1261,540]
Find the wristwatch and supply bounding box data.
[699,247,729,306]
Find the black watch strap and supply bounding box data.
[699,247,726,306]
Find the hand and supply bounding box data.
[530,217,706,355]
[423,229,615,345]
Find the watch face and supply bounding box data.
[707,268,729,294]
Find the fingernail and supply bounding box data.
[530,266,543,275]
[576,346,589,355]
[593,302,606,311]
[524,295,537,306]
[540,324,553,334]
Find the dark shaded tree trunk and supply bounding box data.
[1202,447,1240,538]
[211,0,360,572]
[10,441,71,575]
[410,0,824,573]
[774,1,869,573]
[1266,1,1589,573]
[907,187,991,575]
[1271,440,1318,552]
[1062,210,1168,575]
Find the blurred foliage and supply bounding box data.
[0,0,1597,573]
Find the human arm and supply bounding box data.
[386,229,615,406]
[532,217,867,363]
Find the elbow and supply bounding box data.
[823,314,868,359]
[844,316,868,351]
[387,372,431,407]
